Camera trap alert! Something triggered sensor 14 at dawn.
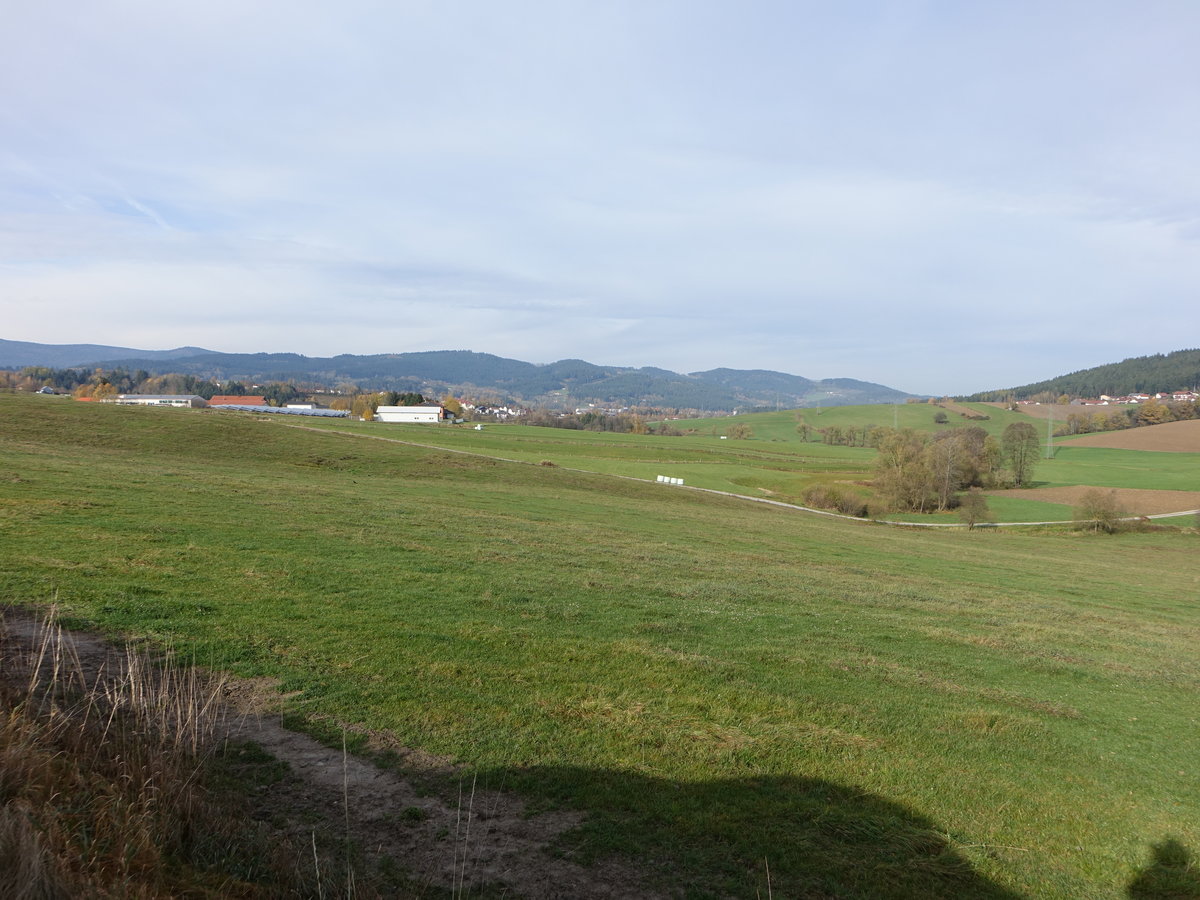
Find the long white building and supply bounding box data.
[115,394,208,408]
[374,405,445,423]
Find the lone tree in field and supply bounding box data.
[1075,488,1127,533]
[1001,422,1040,486]
[957,488,992,529]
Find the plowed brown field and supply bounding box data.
[984,402,1061,420]
[997,485,1200,517]
[1061,419,1200,452]
[937,401,986,419]
[986,401,1141,422]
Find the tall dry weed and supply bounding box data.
[0,609,305,898]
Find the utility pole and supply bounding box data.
[1046,407,1054,458]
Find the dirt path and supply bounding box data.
[0,607,664,899]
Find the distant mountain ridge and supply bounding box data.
[1,339,913,410]
[0,339,213,369]
[964,348,1200,401]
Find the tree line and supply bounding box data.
[523,409,655,433]
[1055,398,1196,436]
[1,366,306,405]
[870,422,1040,514]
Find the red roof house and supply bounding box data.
[209,395,267,406]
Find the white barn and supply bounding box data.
[375,405,445,423]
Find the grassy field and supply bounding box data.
[303,417,879,506]
[303,408,1199,524]
[2,393,1198,897]
[1037,446,1200,492]
[678,401,1037,440]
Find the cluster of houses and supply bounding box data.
[459,402,525,420]
[1013,390,1197,408]
[573,405,632,416]
[1073,390,1198,407]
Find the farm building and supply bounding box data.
[211,404,349,418]
[115,394,208,408]
[375,405,445,423]
[210,395,266,406]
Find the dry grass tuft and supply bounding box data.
[0,609,316,898]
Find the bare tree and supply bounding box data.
[1001,422,1040,486]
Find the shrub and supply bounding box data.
[803,485,868,518]
[1075,489,1127,534]
[957,488,993,529]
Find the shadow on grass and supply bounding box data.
[481,765,1025,899]
[1127,838,1200,899]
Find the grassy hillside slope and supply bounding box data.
[1,394,1197,898]
[678,402,1033,440]
[326,409,1199,522]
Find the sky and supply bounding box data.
[2,1,1198,395]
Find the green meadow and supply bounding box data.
[334,419,877,501]
[694,400,1036,440]
[1037,446,1200,492]
[2,393,1198,898]
[313,405,1199,523]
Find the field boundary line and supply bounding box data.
[276,423,1200,529]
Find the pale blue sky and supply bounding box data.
[2,1,1198,394]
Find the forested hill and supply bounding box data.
[965,349,1200,401]
[0,339,212,368]
[1,342,911,411]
